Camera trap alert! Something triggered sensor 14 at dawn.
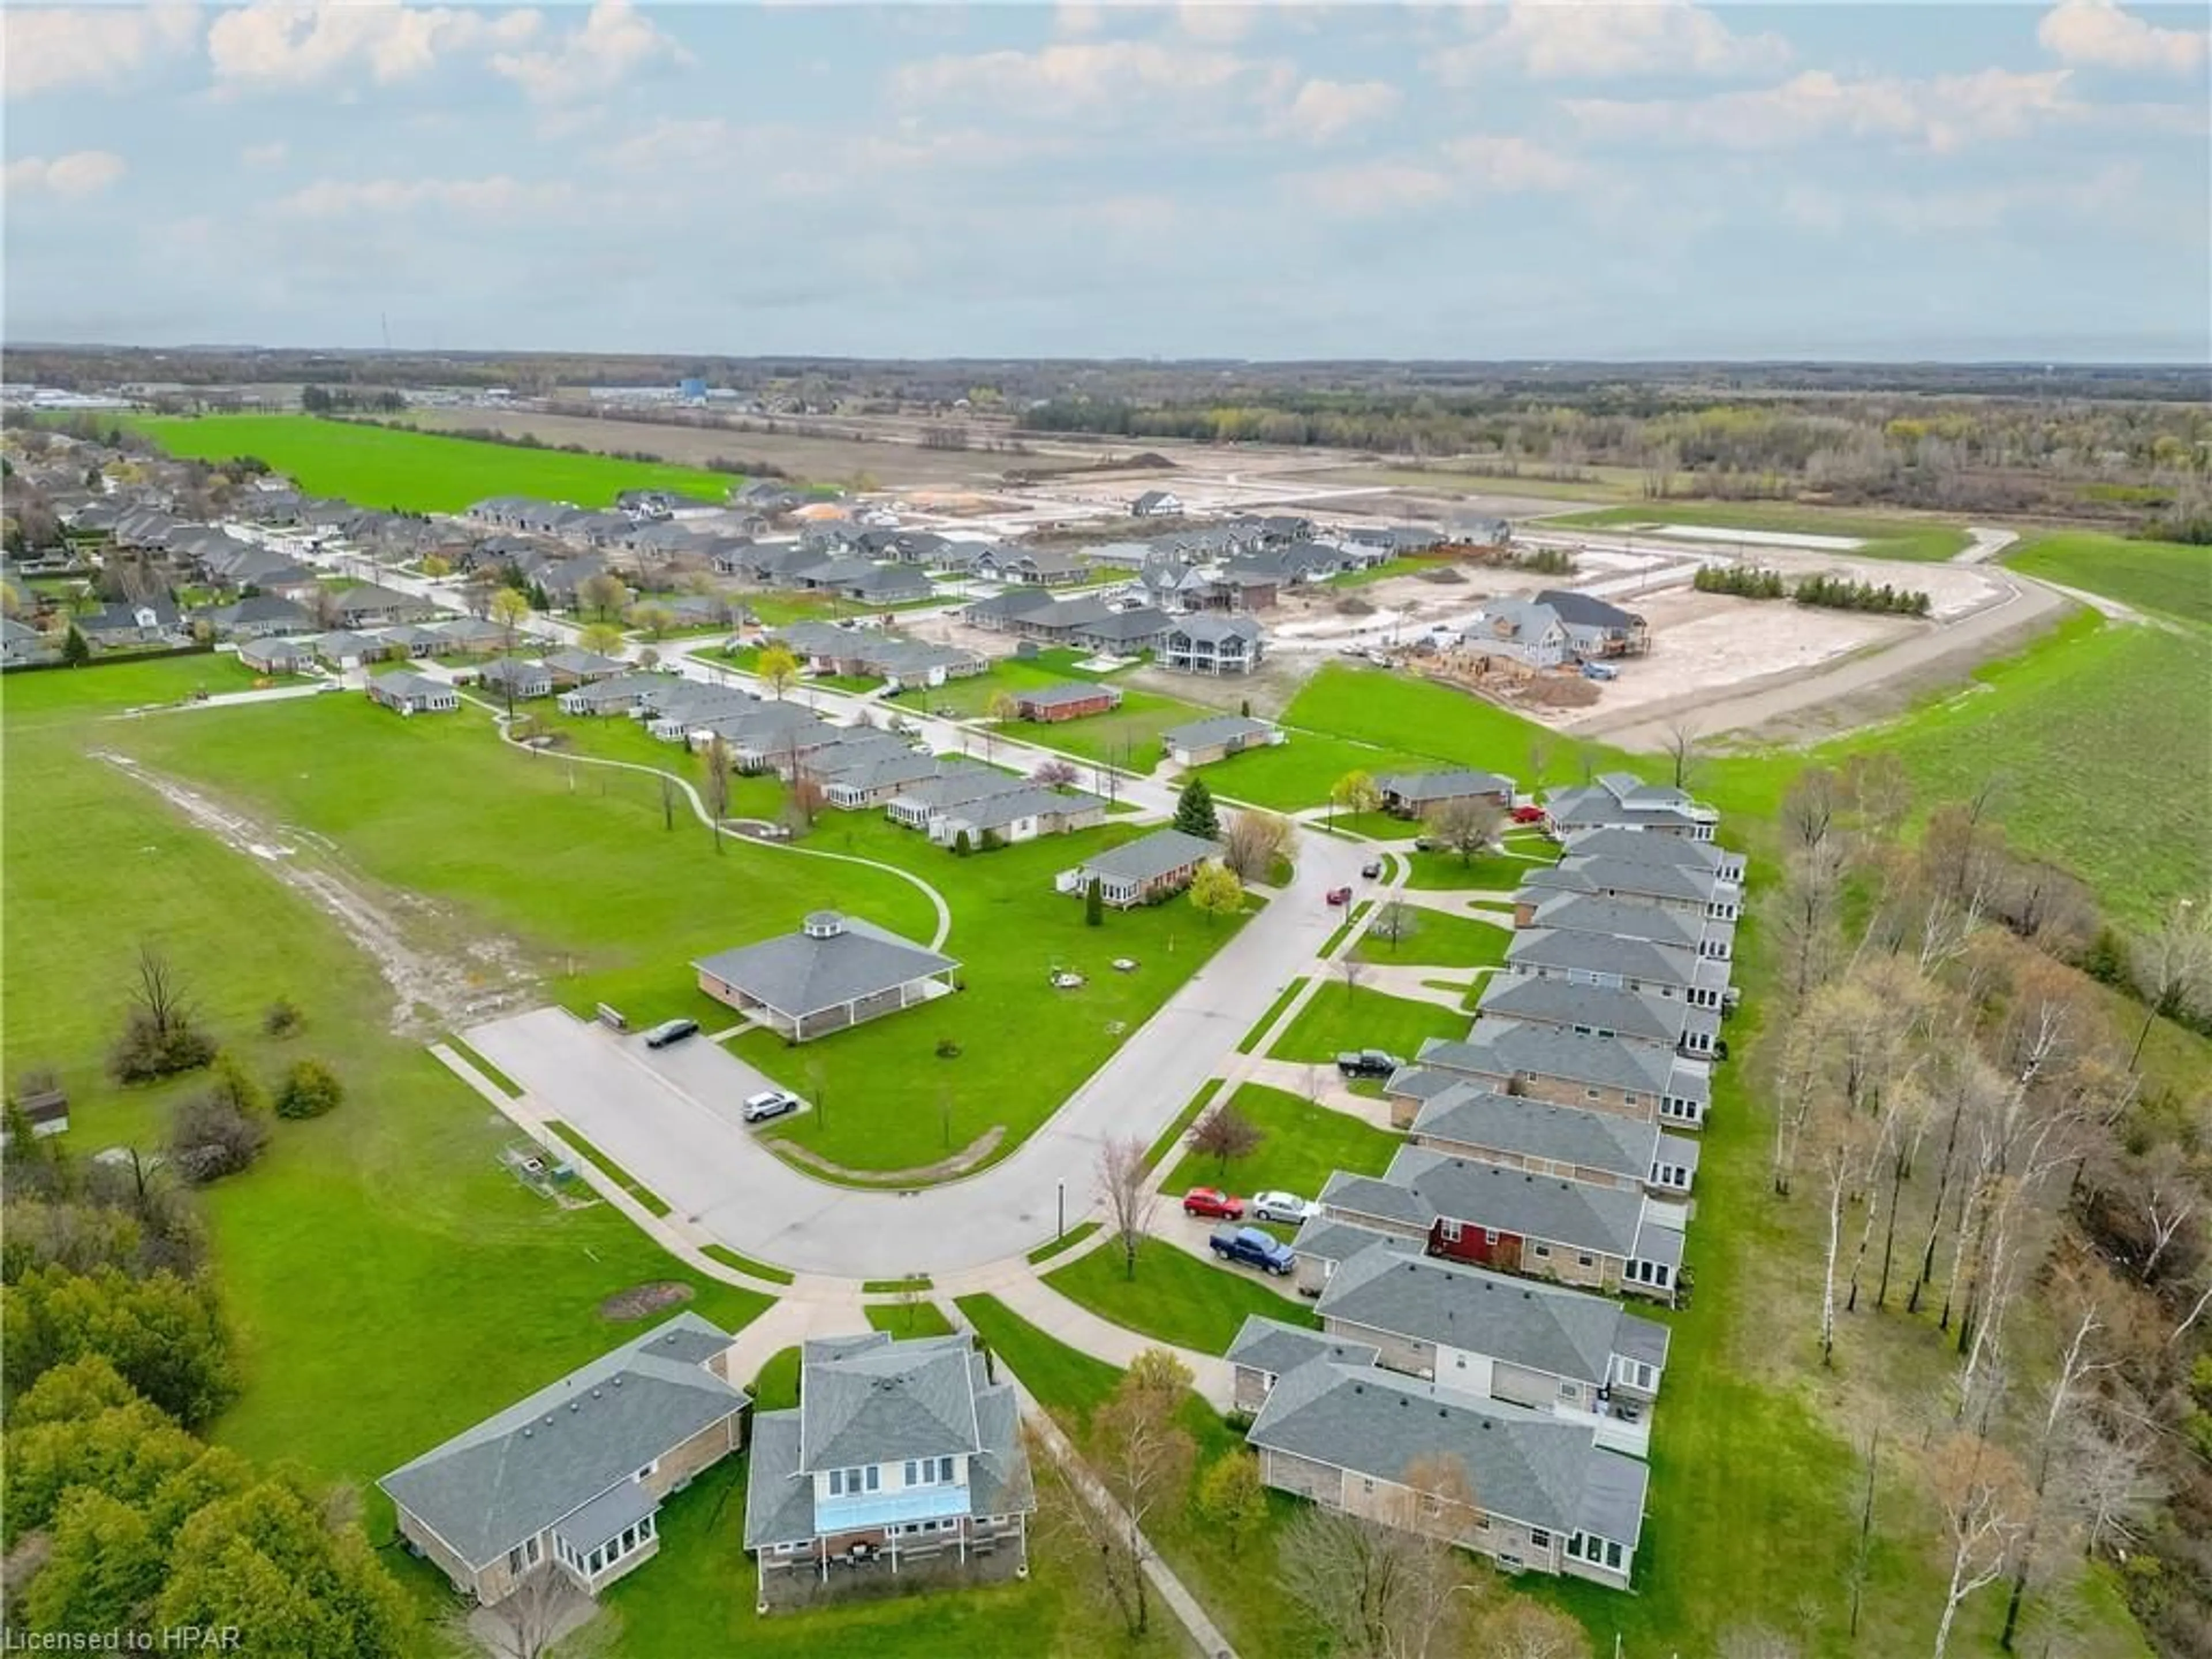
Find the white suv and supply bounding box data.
[742,1089,802,1124]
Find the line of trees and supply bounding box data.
[1692,563,1931,614]
[1694,563,1790,599]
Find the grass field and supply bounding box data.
[1353,906,1512,968]
[120,414,737,513]
[1267,983,1467,1065]
[1,658,773,1544]
[1398,846,1553,892]
[1162,1082,1400,1200]
[1045,1239,1317,1354]
[865,1300,956,1338]
[1550,502,1971,562]
[2005,531,2212,624]
[83,690,1249,1176]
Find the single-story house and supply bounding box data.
[2,617,53,668]
[1237,1319,1647,1587]
[201,593,313,640]
[237,636,316,675]
[1407,1082,1699,1198]
[1130,490,1183,517]
[1160,714,1281,768]
[1544,774,1719,843]
[1319,1145,1685,1304]
[1055,829,1220,908]
[434,616,511,655]
[1376,768,1515,818]
[380,1315,749,1605]
[1474,973,1722,1061]
[1012,681,1122,723]
[331,582,436,627]
[368,671,461,715]
[930,787,1105,848]
[1411,1025,1711,1130]
[1161,616,1263,676]
[545,649,628,687]
[744,1332,1034,1608]
[884,767,1030,832]
[1537,590,1649,659]
[312,630,385,669]
[1514,856,1743,926]
[692,911,960,1042]
[819,751,945,811]
[480,658,555,700]
[376,624,447,660]
[78,600,184,647]
[557,672,665,717]
[975,547,1088,586]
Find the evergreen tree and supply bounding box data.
[1085,878,1104,927]
[1173,776,1221,840]
[62,623,90,666]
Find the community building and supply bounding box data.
[692,911,959,1041]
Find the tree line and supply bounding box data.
[1694,563,1933,616]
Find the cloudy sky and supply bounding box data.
[4,1,2207,361]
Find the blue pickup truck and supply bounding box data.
[1210,1225,1296,1277]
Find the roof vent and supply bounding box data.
[522,1427,532,1438]
[592,1388,602,1399]
[570,1402,580,1412]
[803,910,846,940]
[613,1377,623,1387]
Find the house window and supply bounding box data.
[1532,1243,1551,1259]
[525,1537,540,1566]
[1623,1093,1640,1107]
[1531,1528,1551,1549]
[1606,1540,1623,1570]
[635,1460,658,1481]
[1578,1253,1594,1268]
[1362,1478,1375,1494]
[1438,1220,1462,1244]
[1483,1229,1498,1246]
[1559,1380,1578,1400]
[1586,1088,1602,1101]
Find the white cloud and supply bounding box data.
[1274,78,1400,143]
[2038,0,2208,75]
[241,140,290,168]
[274,175,570,218]
[1783,161,2147,237]
[892,39,1255,113]
[3,3,199,99]
[207,2,540,90]
[491,0,690,103]
[1569,67,2081,153]
[1442,133,1585,191]
[3,150,128,199]
[1054,2,1107,36]
[1433,0,1790,85]
[1179,3,1258,44]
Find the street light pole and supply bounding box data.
[1056,1177,1065,1242]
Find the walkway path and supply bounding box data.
[940,1270,1236,1410]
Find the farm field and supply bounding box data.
[1550,501,1972,562]
[83,691,1252,1176]
[2005,531,2212,624]
[119,413,737,513]
[1161,1081,1400,1200]
[1267,982,1467,1065]
[0,657,774,1537]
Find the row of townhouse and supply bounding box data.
[772,621,987,687]
[963,589,1265,674]
[1225,800,1754,1589]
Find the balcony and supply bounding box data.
[815,1483,969,1534]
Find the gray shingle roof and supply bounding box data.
[942,787,1102,832]
[1167,615,1262,645]
[1376,768,1515,804]
[801,1334,982,1470]
[1162,714,1275,751]
[1535,590,1642,630]
[1505,928,1704,991]
[1410,1086,1657,1184]
[377,1314,744,1569]
[1474,976,1689,1050]
[1247,1361,1647,1547]
[1316,1243,1668,1391]
[1362,1145,1654,1260]
[1225,1315,1382,1379]
[1527,893,1706,952]
[1558,825,1735,873]
[1288,1214,1398,1266]
[1072,828,1221,885]
[1529,855,1734,908]
[888,766,1029,813]
[1017,681,1119,712]
[692,913,957,1020]
[554,1479,655,1556]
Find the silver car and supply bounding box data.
[742,1089,802,1124]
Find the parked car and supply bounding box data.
[1360,861,1383,878]
[1182,1187,1245,1220]
[1325,886,1354,906]
[1510,804,1547,824]
[643,1018,699,1050]
[1581,660,1619,681]
[1413,836,1438,852]
[1336,1048,1406,1080]
[741,1089,803,1123]
[1210,1225,1296,1277]
[1251,1190,1320,1225]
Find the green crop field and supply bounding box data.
[2006,531,2212,624]
[1550,502,1971,562]
[1162,1081,1400,1200]
[119,414,738,513]
[0,658,772,1538]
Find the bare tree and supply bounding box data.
[1279,1470,1475,1659]
[1187,1103,1263,1177]
[1770,838,1847,1005]
[1425,796,1502,864]
[702,735,732,853]
[1097,1135,1159,1282]
[1842,748,1914,844]
[1779,766,1842,858]
[1370,901,1418,954]
[1662,718,1703,791]
[1927,1433,2034,1659]
[1339,955,1366,1005]
[2126,895,2211,1070]
[1466,1598,1593,1659]
[1086,1349,1197,1636]
[1221,808,1291,881]
[1998,1279,2115,1649]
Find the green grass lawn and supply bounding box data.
[1162,1082,1400,1200]
[120,414,738,513]
[548,1120,672,1217]
[866,1300,956,1338]
[1550,502,1971,562]
[738,821,1259,1175]
[1398,846,1553,892]
[884,651,1217,771]
[2005,531,2212,624]
[699,1244,795,1286]
[1267,983,1466,1065]
[1044,1238,1319,1354]
[1,659,773,1539]
[955,1294,1311,1659]
[1353,906,1512,968]
[1322,809,1421,840]
[1026,1219,1103,1266]
[1236,977,1309,1053]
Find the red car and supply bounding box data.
[1325,886,1354,906]
[1183,1187,1245,1220]
[1511,804,1547,824]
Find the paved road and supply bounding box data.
[467,819,1367,1278]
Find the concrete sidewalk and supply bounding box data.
[941,1267,1236,1411]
